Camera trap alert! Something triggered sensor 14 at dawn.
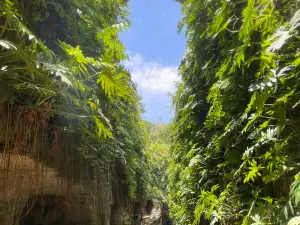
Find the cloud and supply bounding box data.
[124,53,180,95]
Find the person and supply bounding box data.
[132,213,141,225]
[132,202,144,225]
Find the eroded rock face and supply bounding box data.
[0,153,90,225]
[19,195,92,225]
[0,106,141,225]
[142,200,173,225]
[142,200,161,225]
[110,203,131,225]
[145,200,154,215]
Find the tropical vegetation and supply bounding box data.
[144,122,172,201]
[2,0,300,225]
[169,0,300,224]
[0,0,146,223]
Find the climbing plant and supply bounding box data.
[0,0,145,207]
[169,0,300,224]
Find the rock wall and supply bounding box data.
[0,104,141,225]
[142,200,173,225]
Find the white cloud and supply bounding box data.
[124,53,180,95]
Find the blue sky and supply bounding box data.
[120,0,185,123]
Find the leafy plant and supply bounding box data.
[169,0,300,224]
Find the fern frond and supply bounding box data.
[0,39,17,50]
[97,68,130,98]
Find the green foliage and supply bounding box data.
[244,160,262,183]
[169,0,300,224]
[0,0,145,202]
[144,122,172,201]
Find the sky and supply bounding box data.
[120,0,185,124]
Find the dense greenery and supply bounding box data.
[169,0,300,224]
[2,0,300,224]
[144,121,172,201]
[0,0,145,200]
